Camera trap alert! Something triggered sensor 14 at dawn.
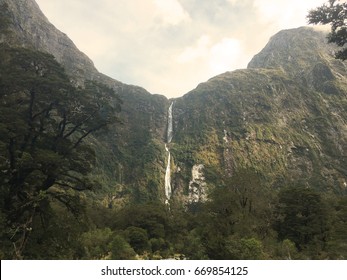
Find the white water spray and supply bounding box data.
[167,102,173,143]
[165,145,172,204]
[164,102,173,204]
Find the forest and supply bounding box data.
[0,44,346,260]
[1,0,347,259]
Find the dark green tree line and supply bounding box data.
[274,186,331,253]
[0,44,120,258]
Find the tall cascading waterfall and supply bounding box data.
[164,102,173,205]
[164,145,171,204]
[167,103,173,143]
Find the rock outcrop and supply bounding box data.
[1,0,346,201]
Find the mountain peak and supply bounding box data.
[0,0,106,85]
[248,27,337,73]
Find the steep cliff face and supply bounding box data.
[0,0,102,84]
[248,27,347,92]
[0,0,170,204]
[170,27,347,199]
[1,0,346,205]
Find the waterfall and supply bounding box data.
[164,102,173,204]
[167,102,173,143]
[165,145,172,204]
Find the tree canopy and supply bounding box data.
[0,44,121,258]
[307,0,347,60]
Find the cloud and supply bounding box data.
[177,36,245,72]
[153,0,191,25]
[173,35,249,96]
[209,38,243,73]
[226,0,238,4]
[253,0,327,27]
[35,0,329,98]
[177,35,211,63]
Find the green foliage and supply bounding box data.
[308,0,347,60]
[78,227,136,260]
[114,203,169,239]
[109,235,137,260]
[149,238,167,254]
[325,195,347,259]
[21,200,89,259]
[125,226,150,254]
[0,45,120,258]
[0,11,346,260]
[176,229,208,260]
[183,169,275,259]
[275,239,299,259]
[226,237,264,260]
[79,228,115,259]
[274,186,331,251]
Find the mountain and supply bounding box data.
[170,27,347,202]
[0,0,100,84]
[1,0,347,260]
[1,0,346,201]
[0,0,171,204]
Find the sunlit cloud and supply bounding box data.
[209,38,243,74]
[35,0,328,97]
[153,0,191,25]
[177,35,211,63]
[253,0,327,27]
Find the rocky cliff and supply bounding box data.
[1,0,346,206]
[0,0,170,204]
[0,0,102,84]
[170,27,347,200]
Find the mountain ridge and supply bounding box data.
[169,26,347,199]
[1,0,100,84]
[2,0,346,198]
[1,0,347,260]
[0,0,164,98]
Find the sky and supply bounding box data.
[35,0,327,98]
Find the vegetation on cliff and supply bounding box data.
[0,0,346,260]
[0,44,120,258]
[308,0,347,60]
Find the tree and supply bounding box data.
[125,226,150,254]
[226,237,264,260]
[325,195,347,258]
[110,235,137,260]
[0,45,121,258]
[114,203,169,239]
[195,168,270,259]
[274,186,331,252]
[307,0,347,60]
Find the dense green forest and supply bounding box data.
[0,0,347,259]
[0,44,346,259]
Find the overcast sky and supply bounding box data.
[35,0,327,98]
